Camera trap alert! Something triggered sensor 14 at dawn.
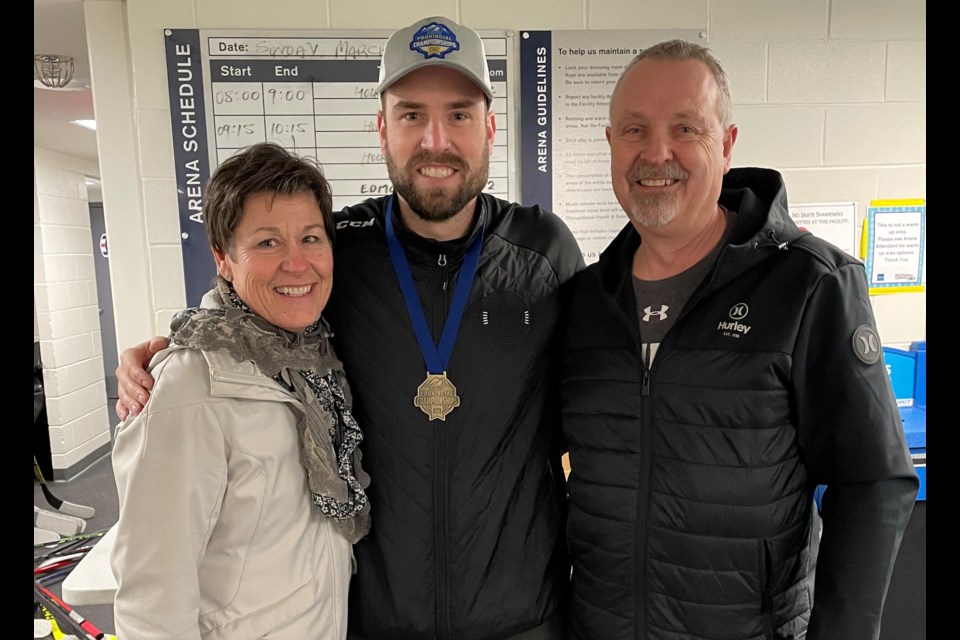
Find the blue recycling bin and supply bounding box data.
[878,341,925,640]
[882,341,926,501]
[813,340,926,507]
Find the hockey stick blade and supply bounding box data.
[35,506,86,537]
[34,456,96,519]
[35,527,61,545]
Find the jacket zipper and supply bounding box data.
[629,241,728,640]
[634,333,653,640]
[760,539,775,638]
[433,251,452,639]
[628,228,791,639]
[641,348,651,396]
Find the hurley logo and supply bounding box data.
[852,325,881,365]
[717,303,752,338]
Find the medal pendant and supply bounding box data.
[414,372,461,421]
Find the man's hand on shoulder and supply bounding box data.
[115,336,169,420]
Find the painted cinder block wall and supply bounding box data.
[34,148,111,479]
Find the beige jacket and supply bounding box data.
[110,346,352,640]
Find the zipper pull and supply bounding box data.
[439,253,449,291]
[641,343,652,396]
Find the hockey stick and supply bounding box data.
[34,528,106,549]
[34,581,105,640]
[37,602,118,640]
[35,554,85,577]
[34,455,96,519]
[35,536,95,563]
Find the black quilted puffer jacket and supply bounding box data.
[560,168,918,640]
[327,193,584,639]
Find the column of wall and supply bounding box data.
[34,151,111,480]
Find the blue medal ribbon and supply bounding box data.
[385,196,484,375]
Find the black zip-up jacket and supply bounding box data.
[561,168,918,640]
[327,193,584,639]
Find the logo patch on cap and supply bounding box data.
[409,21,460,59]
[852,324,882,365]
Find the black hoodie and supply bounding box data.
[561,167,918,640]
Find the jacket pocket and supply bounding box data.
[772,581,812,639]
[198,451,266,617]
[774,609,810,639]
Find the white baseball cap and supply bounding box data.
[377,16,494,105]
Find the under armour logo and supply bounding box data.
[852,325,882,365]
[643,305,669,322]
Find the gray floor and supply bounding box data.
[34,420,119,637]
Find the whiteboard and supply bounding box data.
[164,28,516,306]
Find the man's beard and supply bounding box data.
[626,192,676,228]
[386,148,490,223]
[623,162,688,228]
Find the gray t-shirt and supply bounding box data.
[632,208,735,367]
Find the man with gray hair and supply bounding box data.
[559,40,918,639]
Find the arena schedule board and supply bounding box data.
[164,28,516,306]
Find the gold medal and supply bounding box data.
[414,372,461,421]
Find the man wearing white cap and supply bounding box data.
[116,15,582,639]
[331,16,582,638]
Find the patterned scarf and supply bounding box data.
[168,277,371,543]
